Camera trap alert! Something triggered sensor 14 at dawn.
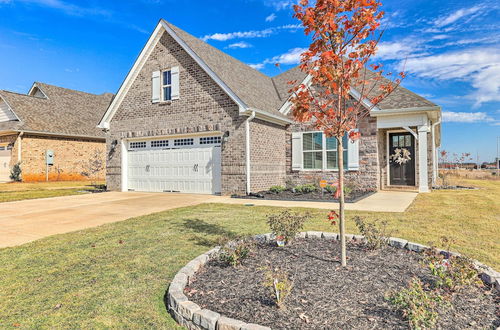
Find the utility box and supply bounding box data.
[46,150,54,166]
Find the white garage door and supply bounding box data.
[0,145,12,182]
[126,136,222,194]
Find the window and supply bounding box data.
[200,136,222,145]
[129,141,147,149]
[151,140,169,148]
[302,132,348,170]
[174,138,194,146]
[162,70,172,101]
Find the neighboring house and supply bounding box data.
[98,19,442,195]
[0,83,113,182]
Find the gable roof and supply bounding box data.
[100,19,438,128]
[0,83,113,138]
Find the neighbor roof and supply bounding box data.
[0,83,113,138]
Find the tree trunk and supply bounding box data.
[337,136,347,267]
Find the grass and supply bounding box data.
[0,178,498,328]
[0,181,105,203]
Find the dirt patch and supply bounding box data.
[232,190,374,203]
[187,239,499,329]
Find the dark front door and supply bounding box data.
[389,132,416,186]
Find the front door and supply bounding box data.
[389,132,415,186]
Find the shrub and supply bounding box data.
[353,216,391,250]
[423,246,481,292]
[9,163,22,182]
[294,183,317,194]
[262,267,293,309]
[266,210,310,244]
[218,239,254,267]
[269,185,286,194]
[324,184,354,196]
[387,277,445,329]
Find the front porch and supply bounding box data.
[374,108,441,193]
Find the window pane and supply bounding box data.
[399,136,405,147]
[303,133,313,151]
[163,71,171,85]
[326,137,337,150]
[342,134,348,149]
[304,152,322,169]
[392,136,398,147]
[327,151,338,169]
[163,86,172,101]
[405,135,411,147]
[344,150,348,169]
[313,132,323,150]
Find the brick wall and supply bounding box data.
[107,30,247,195]
[286,115,379,191]
[249,119,287,192]
[20,135,106,181]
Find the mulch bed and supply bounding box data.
[433,185,478,190]
[187,239,499,329]
[232,190,374,203]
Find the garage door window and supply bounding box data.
[151,140,169,148]
[130,141,147,149]
[200,136,221,145]
[174,138,194,146]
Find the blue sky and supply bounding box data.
[0,0,498,162]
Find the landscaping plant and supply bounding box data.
[289,0,404,266]
[387,277,446,329]
[81,149,105,187]
[353,216,391,250]
[262,267,293,309]
[294,183,317,194]
[269,185,286,194]
[218,239,254,267]
[266,210,310,245]
[9,163,22,182]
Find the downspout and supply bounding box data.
[245,111,256,195]
[431,118,441,185]
[17,131,23,164]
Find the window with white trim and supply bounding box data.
[151,140,169,148]
[129,141,147,149]
[302,132,348,170]
[174,138,194,146]
[200,136,222,145]
[162,70,172,101]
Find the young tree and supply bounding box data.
[289,0,404,266]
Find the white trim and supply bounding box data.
[298,131,350,172]
[418,125,430,192]
[402,126,418,139]
[371,106,441,116]
[121,139,128,192]
[0,95,22,122]
[126,131,222,142]
[243,108,293,126]
[385,129,418,188]
[245,111,256,194]
[349,87,381,112]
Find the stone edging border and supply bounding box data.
[167,232,500,330]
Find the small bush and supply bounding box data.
[267,210,310,245]
[262,267,293,309]
[423,246,481,292]
[218,239,254,267]
[294,183,317,194]
[269,185,286,194]
[10,163,22,182]
[324,184,354,196]
[353,216,391,250]
[387,277,445,329]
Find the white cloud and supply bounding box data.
[201,24,301,42]
[12,0,110,16]
[264,0,296,10]
[226,41,253,49]
[400,48,500,106]
[373,41,423,60]
[249,63,265,70]
[265,13,277,22]
[442,111,495,123]
[251,47,307,70]
[435,5,485,28]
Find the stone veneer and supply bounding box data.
[286,115,379,192]
[167,233,500,330]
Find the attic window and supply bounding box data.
[31,87,47,99]
[162,70,172,101]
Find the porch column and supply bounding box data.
[418,125,430,192]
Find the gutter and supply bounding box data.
[245,111,256,195]
[13,130,105,141]
[370,106,441,116]
[17,131,23,163]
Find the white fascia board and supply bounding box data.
[244,108,294,126]
[0,95,22,122]
[98,22,165,128]
[371,106,441,117]
[279,74,382,115]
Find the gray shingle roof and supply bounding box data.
[0,83,113,138]
[164,20,436,115]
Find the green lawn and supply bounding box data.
[0,181,104,203]
[0,179,498,328]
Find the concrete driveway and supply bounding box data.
[0,190,417,249]
[0,192,220,248]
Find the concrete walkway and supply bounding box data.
[0,191,417,248]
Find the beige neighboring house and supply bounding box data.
[0,82,113,182]
[98,20,442,196]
